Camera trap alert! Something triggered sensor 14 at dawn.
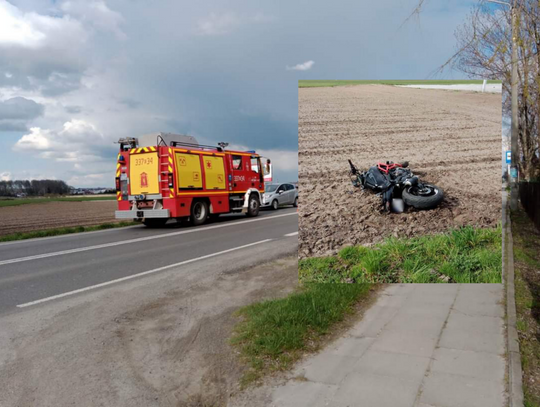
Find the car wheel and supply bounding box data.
[272,199,279,210]
[293,197,298,207]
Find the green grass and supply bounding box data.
[298,79,502,88]
[299,225,502,284]
[0,221,138,242]
[511,208,540,407]
[0,196,116,207]
[230,283,373,386]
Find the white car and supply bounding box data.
[261,183,298,210]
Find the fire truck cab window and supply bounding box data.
[250,157,260,173]
[232,155,242,170]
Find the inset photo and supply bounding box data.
[298,80,503,284]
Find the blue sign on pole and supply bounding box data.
[506,151,511,164]
[510,167,518,178]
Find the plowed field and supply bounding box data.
[0,201,118,236]
[299,85,502,257]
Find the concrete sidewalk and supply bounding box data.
[268,284,506,407]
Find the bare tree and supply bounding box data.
[406,0,540,180]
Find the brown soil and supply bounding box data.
[0,201,119,236]
[299,85,502,257]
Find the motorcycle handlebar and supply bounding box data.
[348,159,358,174]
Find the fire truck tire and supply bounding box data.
[293,197,298,207]
[246,194,260,217]
[143,218,168,228]
[271,200,279,210]
[190,200,209,226]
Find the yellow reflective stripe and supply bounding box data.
[149,146,156,152]
[168,165,173,173]
[168,156,173,164]
[169,188,174,198]
[116,170,121,177]
[116,163,120,169]
[130,148,135,154]
[116,192,122,201]
[168,148,172,155]
[143,147,149,153]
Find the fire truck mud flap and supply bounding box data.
[115,209,170,219]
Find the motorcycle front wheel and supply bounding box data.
[402,184,444,210]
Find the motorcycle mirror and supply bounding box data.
[401,161,409,168]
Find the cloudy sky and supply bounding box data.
[0,0,475,187]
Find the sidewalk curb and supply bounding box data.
[503,191,524,407]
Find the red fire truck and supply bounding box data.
[115,133,271,227]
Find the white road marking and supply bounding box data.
[0,212,297,266]
[284,231,298,237]
[16,239,272,308]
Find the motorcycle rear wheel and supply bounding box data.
[402,184,444,210]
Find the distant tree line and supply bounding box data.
[0,180,70,197]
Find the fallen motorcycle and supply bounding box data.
[348,159,444,212]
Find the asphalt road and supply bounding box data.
[0,208,298,314]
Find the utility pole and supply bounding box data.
[487,0,519,210]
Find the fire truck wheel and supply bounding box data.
[143,218,168,228]
[246,194,260,217]
[271,199,279,210]
[191,200,209,226]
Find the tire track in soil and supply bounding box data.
[298,85,502,258]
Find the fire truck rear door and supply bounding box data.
[203,156,226,190]
[130,152,159,195]
[175,152,202,189]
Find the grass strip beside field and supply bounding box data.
[231,283,373,386]
[298,79,501,88]
[0,221,138,243]
[511,207,540,407]
[299,226,502,284]
[0,196,116,207]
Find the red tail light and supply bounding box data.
[168,173,173,187]
[115,177,120,191]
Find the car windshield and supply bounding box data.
[265,184,279,192]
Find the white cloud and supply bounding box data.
[0,1,45,47]
[0,171,11,181]
[228,144,297,174]
[61,0,126,40]
[257,149,298,172]
[197,12,273,36]
[13,119,108,162]
[0,0,85,48]
[286,60,315,71]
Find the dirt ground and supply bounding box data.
[0,200,119,236]
[299,85,502,257]
[0,256,297,407]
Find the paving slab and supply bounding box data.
[419,371,506,407]
[430,347,505,382]
[439,311,505,354]
[264,284,507,407]
[352,349,431,384]
[271,381,338,407]
[370,329,439,357]
[332,372,420,407]
[300,353,360,385]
